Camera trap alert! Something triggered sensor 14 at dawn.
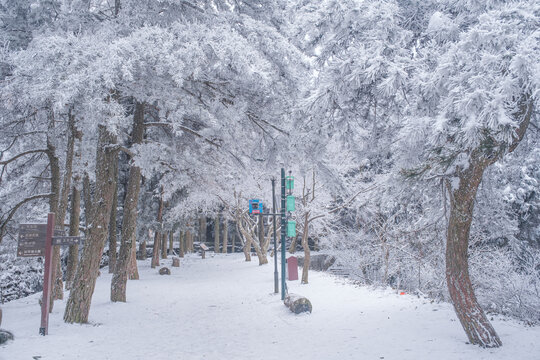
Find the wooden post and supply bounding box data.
[40,213,54,335]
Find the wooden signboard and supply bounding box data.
[16,215,75,336]
[17,224,47,257]
[52,236,82,246]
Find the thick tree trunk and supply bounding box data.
[446,157,502,348]
[112,101,144,301]
[232,227,236,253]
[151,232,161,268]
[301,213,310,284]
[169,231,174,255]
[65,185,81,290]
[222,221,228,254]
[138,240,147,260]
[161,231,168,259]
[214,215,220,253]
[128,243,139,280]
[199,217,207,244]
[179,231,185,258]
[64,125,117,323]
[108,158,119,274]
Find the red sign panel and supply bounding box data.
[287,256,299,281]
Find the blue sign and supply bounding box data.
[249,199,263,215]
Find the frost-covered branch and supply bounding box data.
[0,193,54,245]
[0,149,49,165]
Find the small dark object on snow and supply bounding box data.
[172,257,180,267]
[159,267,171,275]
[0,329,14,344]
[284,294,312,314]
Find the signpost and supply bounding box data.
[247,169,294,298]
[16,214,82,336]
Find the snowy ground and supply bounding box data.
[1,253,539,360]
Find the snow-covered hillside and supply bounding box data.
[1,254,538,360]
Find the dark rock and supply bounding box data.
[159,267,171,275]
[297,254,336,271]
[0,329,14,344]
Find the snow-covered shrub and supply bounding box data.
[0,240,43,303]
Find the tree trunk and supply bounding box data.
[128,243,139,280]
[199,217,207,244]
[65,185,81,290]
[179,231,185,258]
[51,109,77,304]
[169,231,174,255]
[64,125,117,323]
[108,157,119,274]
[187,230,194,252]
[151,231,161,268]
[138,240,147,260]
[151,185,164,268]
[301,212,310,284]
[232,227,236,253]
[214,215,220,253]
[445,158,502,348]
[161,231,168,259]
[288,235,297,254]
[111,101,145,301]
[222,221,228,254]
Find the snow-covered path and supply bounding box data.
[1,253,539,360]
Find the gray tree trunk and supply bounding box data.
[108,157,119,274]
[214,215,220,253]
[64,125,118,323]
[112,101,145,301]
[65,185,81,290]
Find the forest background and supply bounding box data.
[0,0,538,349]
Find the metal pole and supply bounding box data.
[272,178,278,294]
[40,213,54,336]
[280,168,286,300]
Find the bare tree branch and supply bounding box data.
[0,149,49,165]
[0,193,54,245]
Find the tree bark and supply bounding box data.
[222,221,228,254]
[214,215,220,253]
[161,231,168,259]
[179,231,185,258]
[232,227,236,253]
[138,240,147,260]
[65,185,81,290]
[301,212,310,284]
[151,231,161,268]
[169,231,174,255]
[445,97,532,347]
[51,108,77,303]
[199,217,207,244]
[111,101,145,301]
[64,125,117,323]
[445,157,502,347]
[151,186,164,268]
[108,157,119,274]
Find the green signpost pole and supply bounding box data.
[272,178,279,294]
[280,168,286,300]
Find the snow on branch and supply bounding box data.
[0,193,54,245]
[0,149,49,165]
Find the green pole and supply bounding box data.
[281,168,286,300]
[272,178,278,294]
